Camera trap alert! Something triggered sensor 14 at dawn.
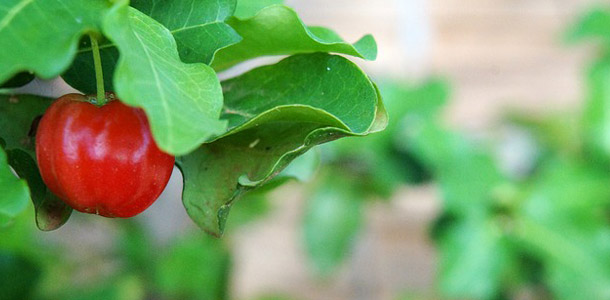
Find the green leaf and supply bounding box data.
[406,123,504,216]
[583,56,610,162]
[117,220,155,280]
[321,80,448,197]
[155,234,230,300]
[224,150,319,232]
[61,36,118,95]
[130,0,241,64]
[505,111,580,159]
[223,189,271,231]
[0,94,53,228]
[516,160,610,299]
[0,95,72,231]
[0,94,52,155]
[0,0,116,83]
[565,7,610,45]
[59,275,146,300]
[379,79,449,136]
[178,53,386,236]
[65,0,241,94]
[438,217,513,300]
[233,0,283,18]
[0,147,30,228]
[0,251,42,300]
[277,147,320,181]
[303,170,364,275]
[6,149,72,231]
[211,5,377,70]
[33,192,72,231]
[102,6,226,155]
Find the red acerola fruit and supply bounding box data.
[35,93,174,218]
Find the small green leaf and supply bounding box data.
[103,6,226,155]
[233,0,283,18]
[303,170,364,275]
[0,0,117,83]
[33,192,72,231]
[0,147,30,228]
[178,53,386,236]
[211,5,377,70]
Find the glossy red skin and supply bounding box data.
[36,94,175,218]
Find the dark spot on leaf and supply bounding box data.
[265,146,271,151]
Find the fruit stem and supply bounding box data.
[89,34,106,106]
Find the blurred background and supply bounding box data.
[3,0,610,300]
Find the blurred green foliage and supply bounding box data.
[0,209,233,300]
[301,79,449,273]
[301,6,610,300]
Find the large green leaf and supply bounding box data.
[303,170,364,275]
[103,6,226,156]
[233,0,283,18]
[211,5,377,70]
[64,0,241,94]
[0,147,30,228]
[0,0,116,84]
[0,94,72,230]
[131,0,241,64]
[177,53,386,236]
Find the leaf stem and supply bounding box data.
[89,34,106,106]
